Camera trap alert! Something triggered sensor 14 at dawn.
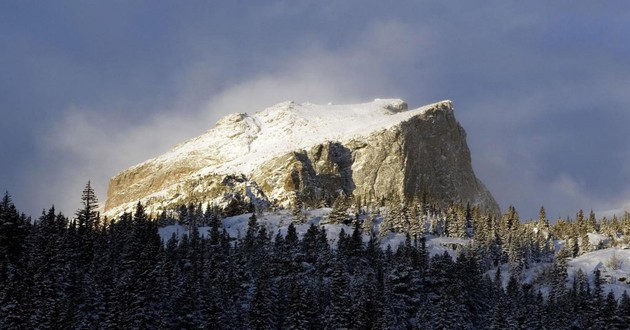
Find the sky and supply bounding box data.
[1,1,629,221]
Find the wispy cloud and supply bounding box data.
[7,2,629,222]
[31,20,427,216]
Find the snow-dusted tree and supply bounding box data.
[291,197,307,224]
[428,211,447,236]
[538,205,550,232]
[386,203,405,233]
[323,262,353,329]
[248,265,275,329]
[501,205,518,231]
[378,208,393,239]
[499,206,519,254]
[388,257,422,325]
[579,232,591,255]
[618,290,630,327]
[362,212,375,236]
[284,278,312,330]
[446,204,468,238]
[326,195,350,225]
[0,192,29,263]
[550,246,570,305]
[570,237,579,258]
[490,289,511,330]
[587,209,597,232]
[407,201,426,238]
[591,268,606,328]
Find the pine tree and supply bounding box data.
[326,195,350,225]
[284,278,311,330]
[348,220,364,259]
[579,232,591,255]
[571,237,579,258]
[592,268,606,328]
[576,209,587,235]
[604,290,620,327]
[0,192,29,265]
[244,213,259,253]
[618,290,630,327]
[0,195,31,329]
[324,262,353,329]
[587,209,597,233]
[291,198,306,224]
[210,215,224,248]
[248,268,275,329]
[446,204,468,238]
[362,212,375,235]
[490,292,509,330]
[76,181,100,233]
[378,210,392,239]
[285,222,300,254]
[538,206,550,245]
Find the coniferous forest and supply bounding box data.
[2,183,630,329]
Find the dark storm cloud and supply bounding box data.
[1,1,628,219]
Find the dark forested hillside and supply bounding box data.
[2,186,630,329]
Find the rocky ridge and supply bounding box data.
[103,99,499,217]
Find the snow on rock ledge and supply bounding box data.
[103,99,498,217]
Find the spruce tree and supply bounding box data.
[618,290,630,327]
[587,209,597,233]
[579,232,591,255]
[592,268,606,328]
[76,181,100,234]
[604,290,620,326]
[291,198,306,224]
[326,195,350,225]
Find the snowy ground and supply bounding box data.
[568,247,630,296]
[158,210,630,296]
[158,208,469,258]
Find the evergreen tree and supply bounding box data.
[579,232,591,255]
[248,265,275,329]
[323,262,353,329]
[571,237,579,258]
[326,195,351,225]
[576,209,587,235]
[604,290,620,327]
[618,290,630,327]
[284,278,312,330]
[0,192,29,265]
[291,198,306,224]
[76,181,100,233]
[590,268,607,328]
[587,209,597,233]
[538,206,549,230]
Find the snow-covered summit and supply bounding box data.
[104,98,495,218]
[149,98,451,176]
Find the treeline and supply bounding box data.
[2,184,630,329]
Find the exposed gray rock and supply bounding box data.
[103,99,499,217]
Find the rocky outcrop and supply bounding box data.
[103,99,499,217]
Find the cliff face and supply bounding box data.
[103,99,499,217]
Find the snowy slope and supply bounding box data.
[502,246,630,297]
[568,247,630,296]
[158,208,465,258]
[139,99,448,176]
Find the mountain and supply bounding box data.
[103,99,499,217]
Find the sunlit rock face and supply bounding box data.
[103,99,499,217]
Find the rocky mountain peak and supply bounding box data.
[103,99,498,217]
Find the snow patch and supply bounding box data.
[568,247,630,297]
[157,207,468,258]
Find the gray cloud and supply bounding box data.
[32,20,426,216]
[2,1,628,221]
